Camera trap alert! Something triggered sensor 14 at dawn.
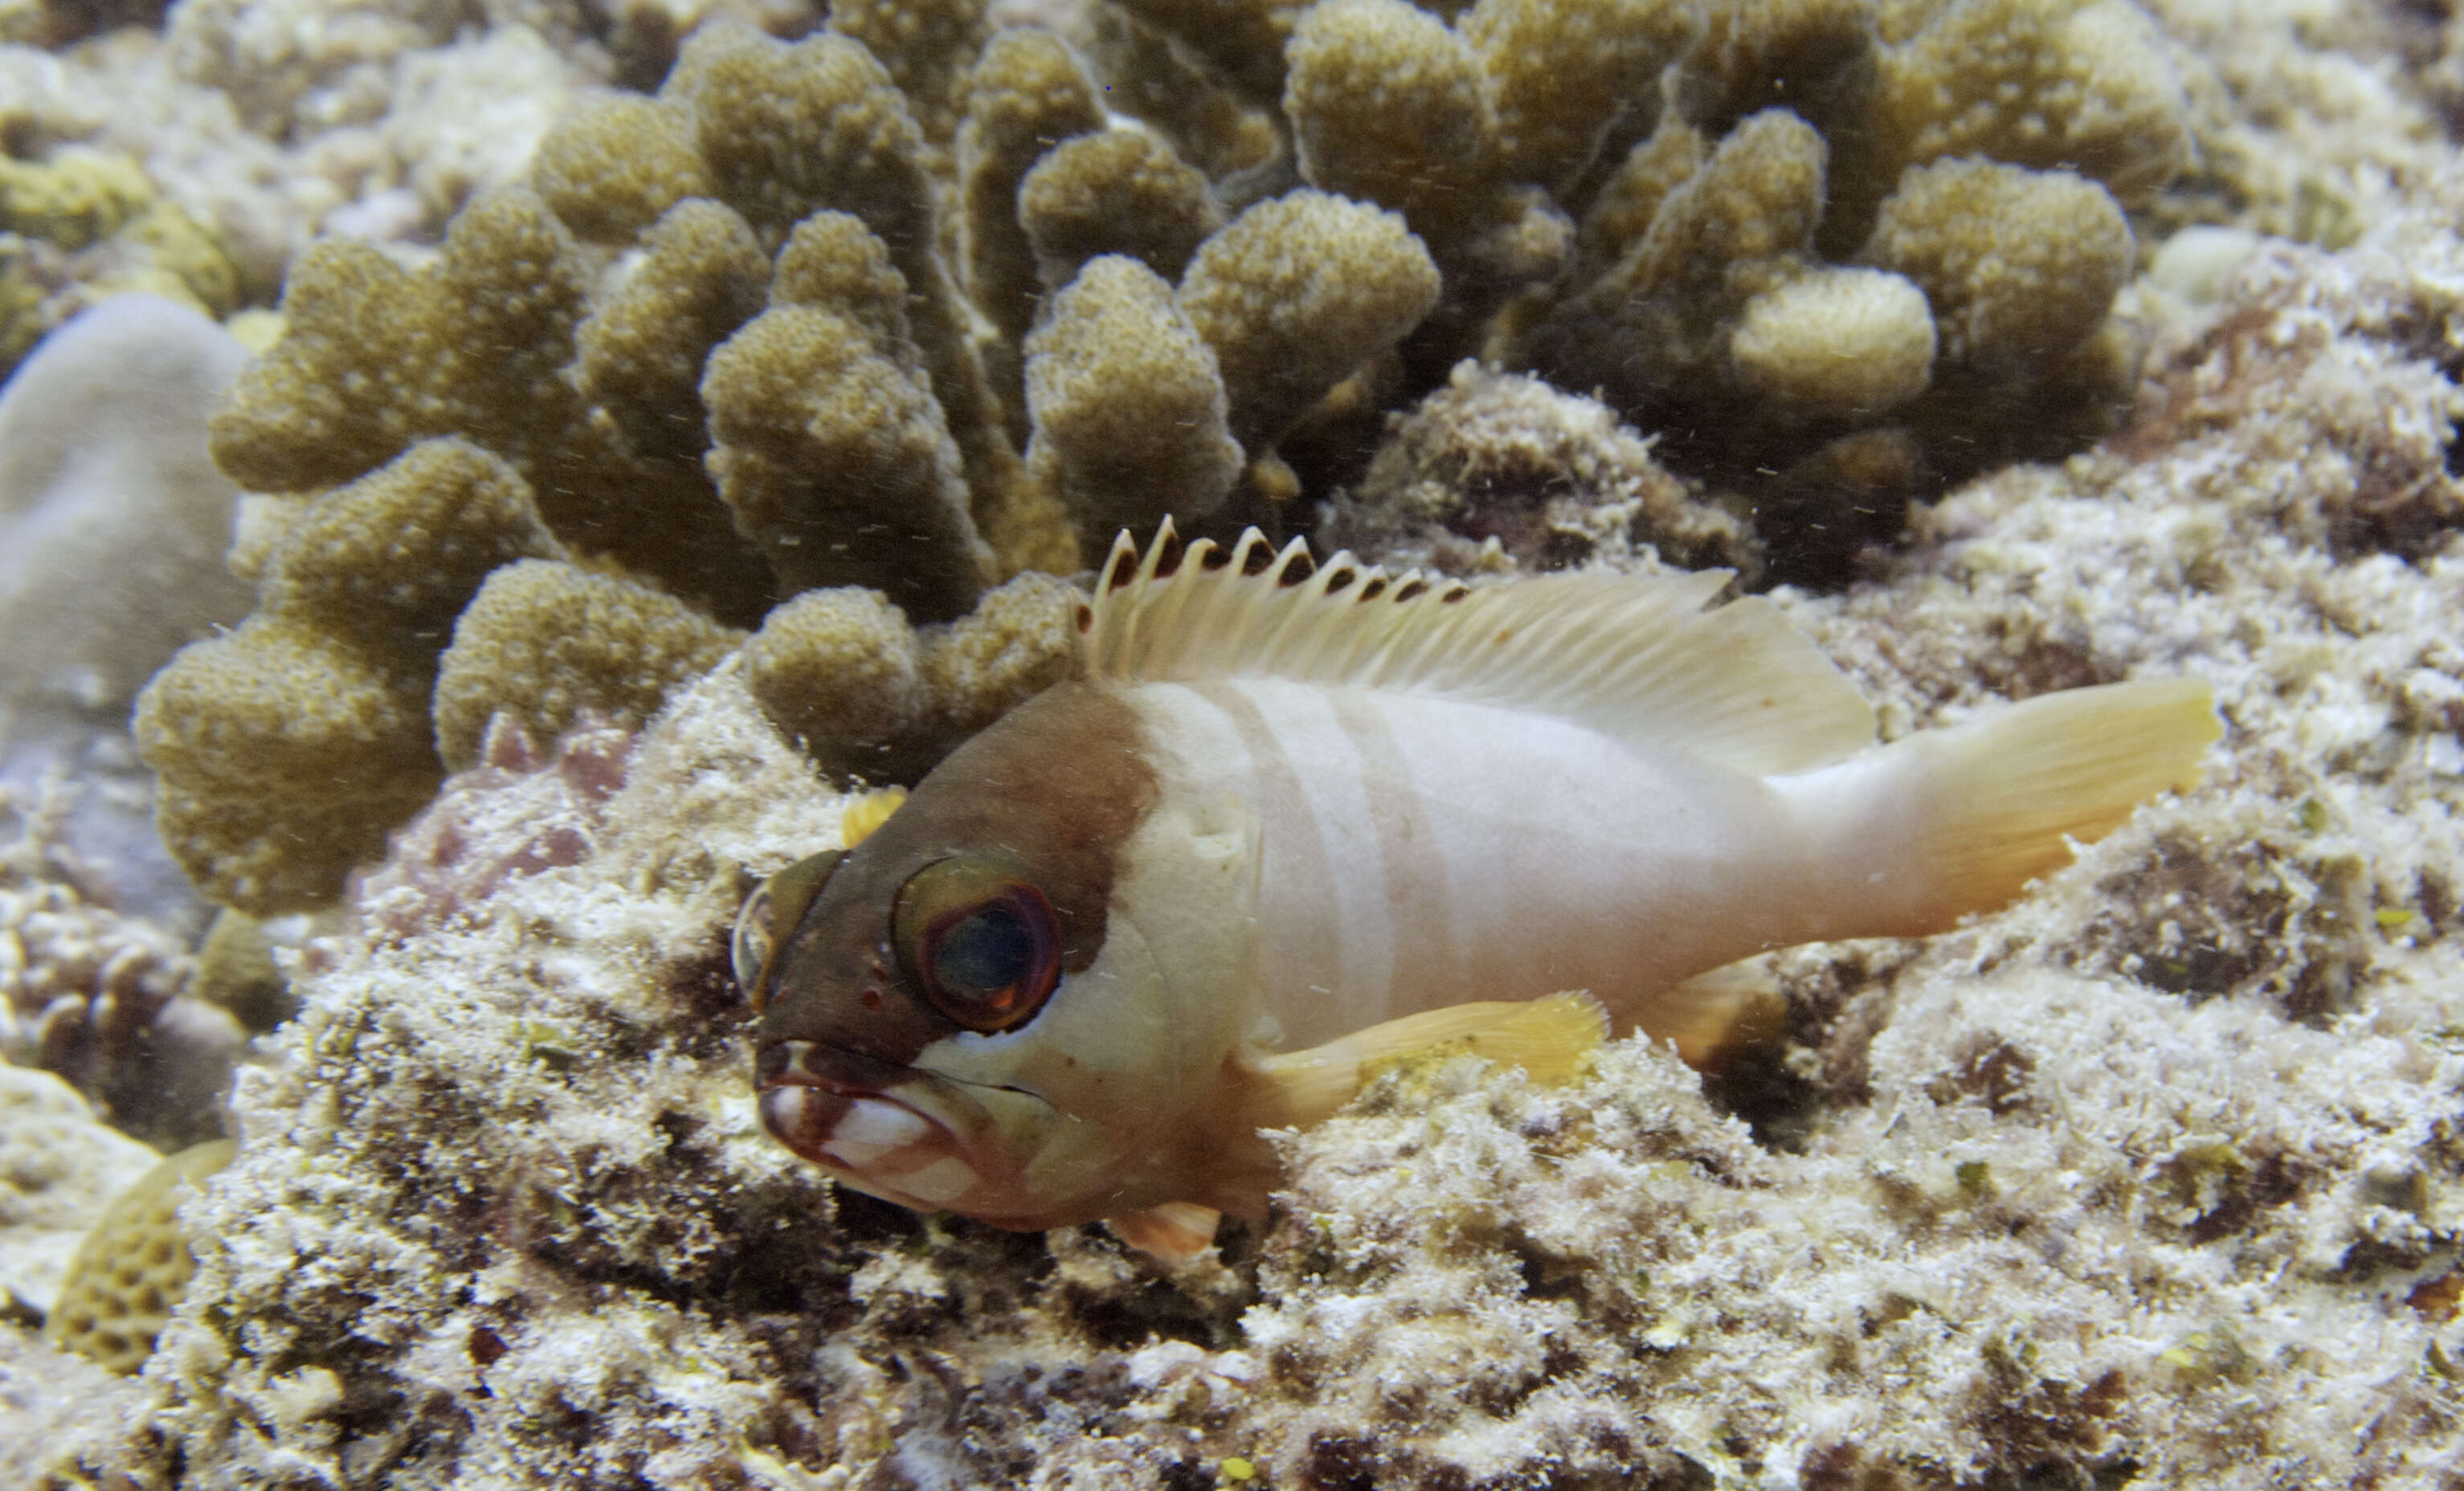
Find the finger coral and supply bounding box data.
[136,439,566,913]
[744,570,1076,783]
[1507,0,2188,579]
[139,0,2206,917]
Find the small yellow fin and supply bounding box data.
[1917,677,2220,923]
[1079,522,1878,774]
[1640,962,1788,1068]
[1241,991,1609,1131]
[1105,1201,1222,1263]
[838,786,908,847]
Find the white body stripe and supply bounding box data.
[1131,677,1923,1048]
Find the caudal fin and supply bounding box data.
[1916,676,2219,922]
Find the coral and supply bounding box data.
[1846,0,2192,231]
[702,301,991,618]
[207,192,585,495]
[1179,188,1440,458]
[742,587,924,783]
[744,570,1077,782]
[1283,0,1493,234]
[1108,0,1297,103]
[1464,0,1701,193]
[0,149,241,380]
[135,438,565,914]
[954,26,1105,358]
[43,1138,234,1375]
[1725,263,1936,419]
[1016,125,1220,294]
[1861,157,2132,382]
[529,94,713,244]
[432,561,743,773]
[0,1062,158,1316]
[0,295,252,721]
[0,292,255,928]
[1022,255,1244,543]
[822,0,989,149]
[0,797,243,1147]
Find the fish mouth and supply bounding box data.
[757,1040,998,1210]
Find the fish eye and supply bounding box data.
[734,850,844,1010]
[892,856,1060,1032]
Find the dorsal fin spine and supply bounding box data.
[1080,523,1879,774]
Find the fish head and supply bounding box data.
[739,682,1262,1230]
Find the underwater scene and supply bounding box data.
[4,0,2464,1485]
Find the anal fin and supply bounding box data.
[1638,962,1788,1068]
[1105,1201,1222,1264]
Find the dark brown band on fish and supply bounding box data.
[755,682,1159,1069]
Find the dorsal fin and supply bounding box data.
[1074,521,1877,775]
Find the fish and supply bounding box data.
[737,523,2221,1260]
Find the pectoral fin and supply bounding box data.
[1105,1201,1223,1263]
[1236,991,1609,1132]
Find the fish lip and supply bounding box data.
[756,1044,949,1172]
[757,1038,1059,1113]
[755,1039,913,1097]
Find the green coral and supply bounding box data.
[1017,128,1220,295]
[136,439,566,913]
[955,28,1106,357]
[1024,255,1244,541]
[1861,157,2133,381]
[745,572,1075,782]
[1181,189,1441,456]
[1502,0,2180,577]
[142,0,2205,913]
[703,304,990,618]
[433,562,744,772]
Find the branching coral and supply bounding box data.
[137,0,2204,913]
[0,799,241,1148]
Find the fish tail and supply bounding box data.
[1911,676,2220,924]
